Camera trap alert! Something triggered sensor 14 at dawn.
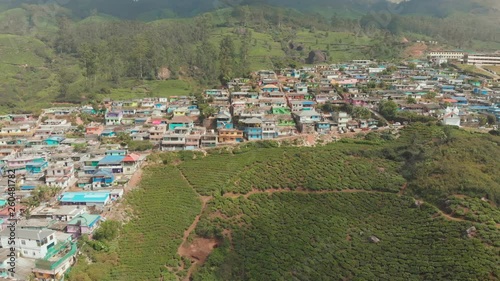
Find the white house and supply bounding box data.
[442,107,461,127]
[336,112,350,130]
[0,228,57,259]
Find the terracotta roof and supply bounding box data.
[123,153,141,162]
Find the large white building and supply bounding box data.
[464,53,500,66]
[0,228,56,259]
[428,51,465,63]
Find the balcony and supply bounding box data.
[35,242,77,272]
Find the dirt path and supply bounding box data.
[101,163,146,221]
[223,188,382,199]
[172,180,498,280]
[222,188,498,229]
[176,169,215,281]
[75,116,84,125]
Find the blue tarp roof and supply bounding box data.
[46,136,65,142]
[59,192,110,203]
[98,155,124,165]
[452,96,468,101]
[93,170,114,178]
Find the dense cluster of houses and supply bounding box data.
[0,112,146,280]
[0,59,499,280]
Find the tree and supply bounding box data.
[478,116,487,127]
[486,114,496,126]
[73,143,88,153]
[406,97,417,104]
[379,100,398,120]
[93,220,121,241]
[202,106,217,118]
[78,43,99,84]
[219,36,236,84]
[424,92,436,101]
[352,106,371,119]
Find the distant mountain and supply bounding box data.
[1,0,499,19]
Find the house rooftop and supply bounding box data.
[58,192,110,203]
[98,155,124,165]
[0,228,54,240]
[67,214,100,227]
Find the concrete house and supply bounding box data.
[66,214,101,237]
[105,111,123,125]
[0,228,56,259]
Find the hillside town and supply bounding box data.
[0,58,499,280]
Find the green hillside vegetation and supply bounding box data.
[0,1,499,112]
[68,124,500,281]
[194,193,499,280]
[68,166,202,281]
[0,34,56,113]
[178,142,405,195]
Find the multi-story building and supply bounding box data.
[105,111,123,125]
[45,164,75,188]
[464,53,500,66]
[0,228,56,259]
[218,129,244,144]
[32,241,77,281]
[161,131,186,151]
[427,51,465,63]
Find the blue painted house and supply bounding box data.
[100,130,116,138]
[92,170,115,188]
[26,161,48,174]
[261,85,280,93]
[241,118,263,140]
[58,191,111,207]
[216,112,233,129]
[97,155,124,174]
[316,122,331,132]
[168,116,194,131]
[473,88,490,95]
[44,136,65,146]
[452,96,468,106]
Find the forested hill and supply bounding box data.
[2,0,500,19]
[0,0,499,113]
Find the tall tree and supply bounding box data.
[219,36,236,84]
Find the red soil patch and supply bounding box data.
[403,42,428,59]
[178,238,219,264]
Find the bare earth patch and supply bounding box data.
[178,238,219,264]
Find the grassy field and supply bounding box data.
[452,63,496,78]
[484,66,500,74]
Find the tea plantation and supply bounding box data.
[68,124,500,281]
[194,192,499,281]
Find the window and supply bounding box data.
[23,250,28,254]
[21,240,26,245]
[33,251,36,256]
[49,235,54,240]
